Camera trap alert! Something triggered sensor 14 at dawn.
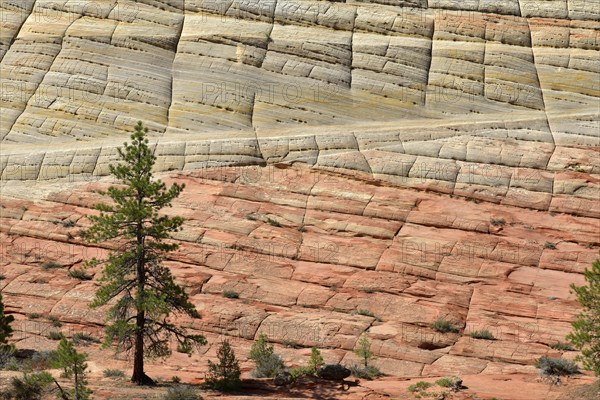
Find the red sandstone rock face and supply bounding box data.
[0,165,597,399]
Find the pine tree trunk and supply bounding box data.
[131,197,154,385]
[74,370,79,400]
[131,310,148,384]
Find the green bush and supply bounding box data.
[282,339,301,349]
[549,342,575,351]
[0,346,18,371]
[161,385,199,400]
[469,330,496,340]
[249,334,285,378]
[408,381,433,392]
[68,269,92,280]
[266,218,281,227]
[8,372,54,400]
[103,368,125,379]
[27,313,41,320]
[535,356,579,376]
[3,358,20,371]
[431,319,459,333]
[348,364,382,380]
[435,376,462,390]
[289,366,311,380]
[52,337,91,400]
[47,316,62,328]
[288,347,325,381]
[544,241,556,249]
[251,353,285,378]
[307,347,324,374]
[567,257,600,376]
[47,331,63,340]
[42,261,62,270]
[490,218,505,226]
[30,350,58,370]
[72,332,100,344]
[222,290,239,299]
[205,340,241,392]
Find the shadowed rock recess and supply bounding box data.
[0,0,599,398]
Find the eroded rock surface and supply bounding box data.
[0,166,597,391]
[0,0,598,399]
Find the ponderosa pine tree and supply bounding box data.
[52,337,91,400]
[205,340,241,391]
[567,256,600,376]
[354,335,374,369]
[84,122,206,385]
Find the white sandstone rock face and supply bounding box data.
[0,0,598,210]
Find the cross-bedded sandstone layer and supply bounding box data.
[1,0,598,148]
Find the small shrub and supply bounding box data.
[282,339,300,349]
[362,287,375,293]
[249,334,285,378]
[47,331,63,340]
[52,337,91,400]
[161,385,198,400]
[246,213,258,221]
[289,366,311,380]
[354,335,375,367]
[567,257,600,376]
[27,313,41,320]
[175,341,193,356]
[103,369,125,379]
[47,316,62,327]
[348,364,382,380]
[9,371,54,400]
[3,357,20,371]
[0,346,18,370]
[355,309,381,321]
[266,218,281,227]
[205,340,241,392]
[307,347,324,374]
[251,353,285,378]
[69,269,92,280]
[544,241,556,250]
[549,342,575,351]
[222,290,239,299]
[0,274,5,280]
[431,319,459,333]
[535,356,579,376]
[171,376,181,383]
[490,218,505,226]
[42,261,62,270]
[470,330,496,340]
[408,381,433,392]
[30,350,57,370]
[72,332,100,344]
[350,335,382,379]
[435,376,462,390]
[31,278,48,284]
[62,220,76,228]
